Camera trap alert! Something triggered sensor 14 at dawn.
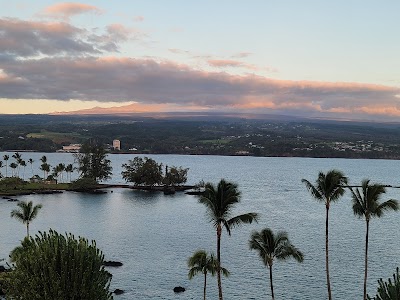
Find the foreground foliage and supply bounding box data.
[5,229,113,300]
[368,267,400,300]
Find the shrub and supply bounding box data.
[5,230,113,300]
[368,267,400,300]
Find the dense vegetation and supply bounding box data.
[2,114,400,159]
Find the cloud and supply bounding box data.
[1,55,399,120]
[41,2,103,20]
[207,59,277,73]
[134,16,144,22]
[0,18,141,58]
[232,52,252,58]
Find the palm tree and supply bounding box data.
[11,200,43,237]
[302,170,347,300]
[28,158,34,176]
[349,179,399,300]
[199,179,259,300]
[3,154,9,177]
[0,161,3,178]
[188,250,229,300]
[20,160,26,180]
[65,163,74,182]
[10,162,18,177]
[249,228,304,300]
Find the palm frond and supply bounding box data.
[227,213,259,229]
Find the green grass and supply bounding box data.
[27,130,83,144]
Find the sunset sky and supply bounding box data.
[1,1,399,120]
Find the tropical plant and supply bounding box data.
[0,161,3,178]
[40,163,50,180]
[121,156,163,186]
[163,165,189,186]
[5,229,113,300]
[28,158,34,175]
[302,169,347,300]
[249,228,304,300]
[349,179,399,300]
[20,160,26,180]
[3,154,9,177]
[199,179,259,300]
[368,267,400,300]
[188,250,229,300]
[69,177,99,191]
[74,143,112,182]
[9,162,18,177]
[65,163,74,182]
[10,201,43,237]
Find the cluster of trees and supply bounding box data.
[121,156,188,186]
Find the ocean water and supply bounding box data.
[0,152,400,299]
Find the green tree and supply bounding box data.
[121,156,163,186]
[5,229,113,300]
[249,228,304,300]
[199,179,259,300]
[349,180,399,300]
[65,163,74,182]
[3,154,9,177]
[368,267,400,300]
[74,143,112,182]
[28,158,34,176]
[10,162,18,177]
[20,160,26,180]
[302,169,347,300]
[40,162,50,180]
[10,200,43,237]
[0,161,3,178]
[164,165,189,186]
[188,250,229,300]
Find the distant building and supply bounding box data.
[60,144,81,153]
[113,139,121,151]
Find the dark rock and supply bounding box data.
[173,286,185,293]
[7,198,18,202]
[113,289,124,295]
[103,261,123,267]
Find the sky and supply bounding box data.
[0,1,400,121]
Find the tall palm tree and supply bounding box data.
[0,161,3,178]
[249,228,304,300]
[65,163,74,182]
[302,169,347,300]
[188,250,229,300]
[349,179,399,300]
[28,158,34,176]
[20,160,26,180]
[199,179,259,300]
[3,154,9,177]
[11,200,43,237]
[10,162,18,177]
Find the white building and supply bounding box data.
[113,139,121,150]
[61,144,81,152]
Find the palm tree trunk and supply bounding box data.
[325,206,332,300]
[364,219,370,300]
[269,265,275,300]
[26,222,30,238]
[217,224,223,300]
[204,272,207,300]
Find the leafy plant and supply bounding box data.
[368,268,400,300]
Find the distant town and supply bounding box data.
[1,114,400,159]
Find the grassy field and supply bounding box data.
[27,130,83,144]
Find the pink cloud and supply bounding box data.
[134,16,144,22]
[42,2,103,20]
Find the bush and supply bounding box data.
[69,177,99,191]
[368,267,400,300]
[5,230,113,300]
[0,177,26,189]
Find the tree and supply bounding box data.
[3,154,9,177]
[164,165,189,186]
[302,170,347,300]
[9,162,17,177]
[188,250,229,300]
[349,180,399,300]
[40,162,50,180]
[28,158,34,176]
[121,156,163,186]
[0,161,3,178]
[199,179,259,300]
[65,163,74,182]
[10,200,43,237]
[249,228,304,300]
[74,143,112,182]
[368,267,400,300]
[5,229,113,300]
[20,160,26,180]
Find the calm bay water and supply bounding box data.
[1,152,400,299]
